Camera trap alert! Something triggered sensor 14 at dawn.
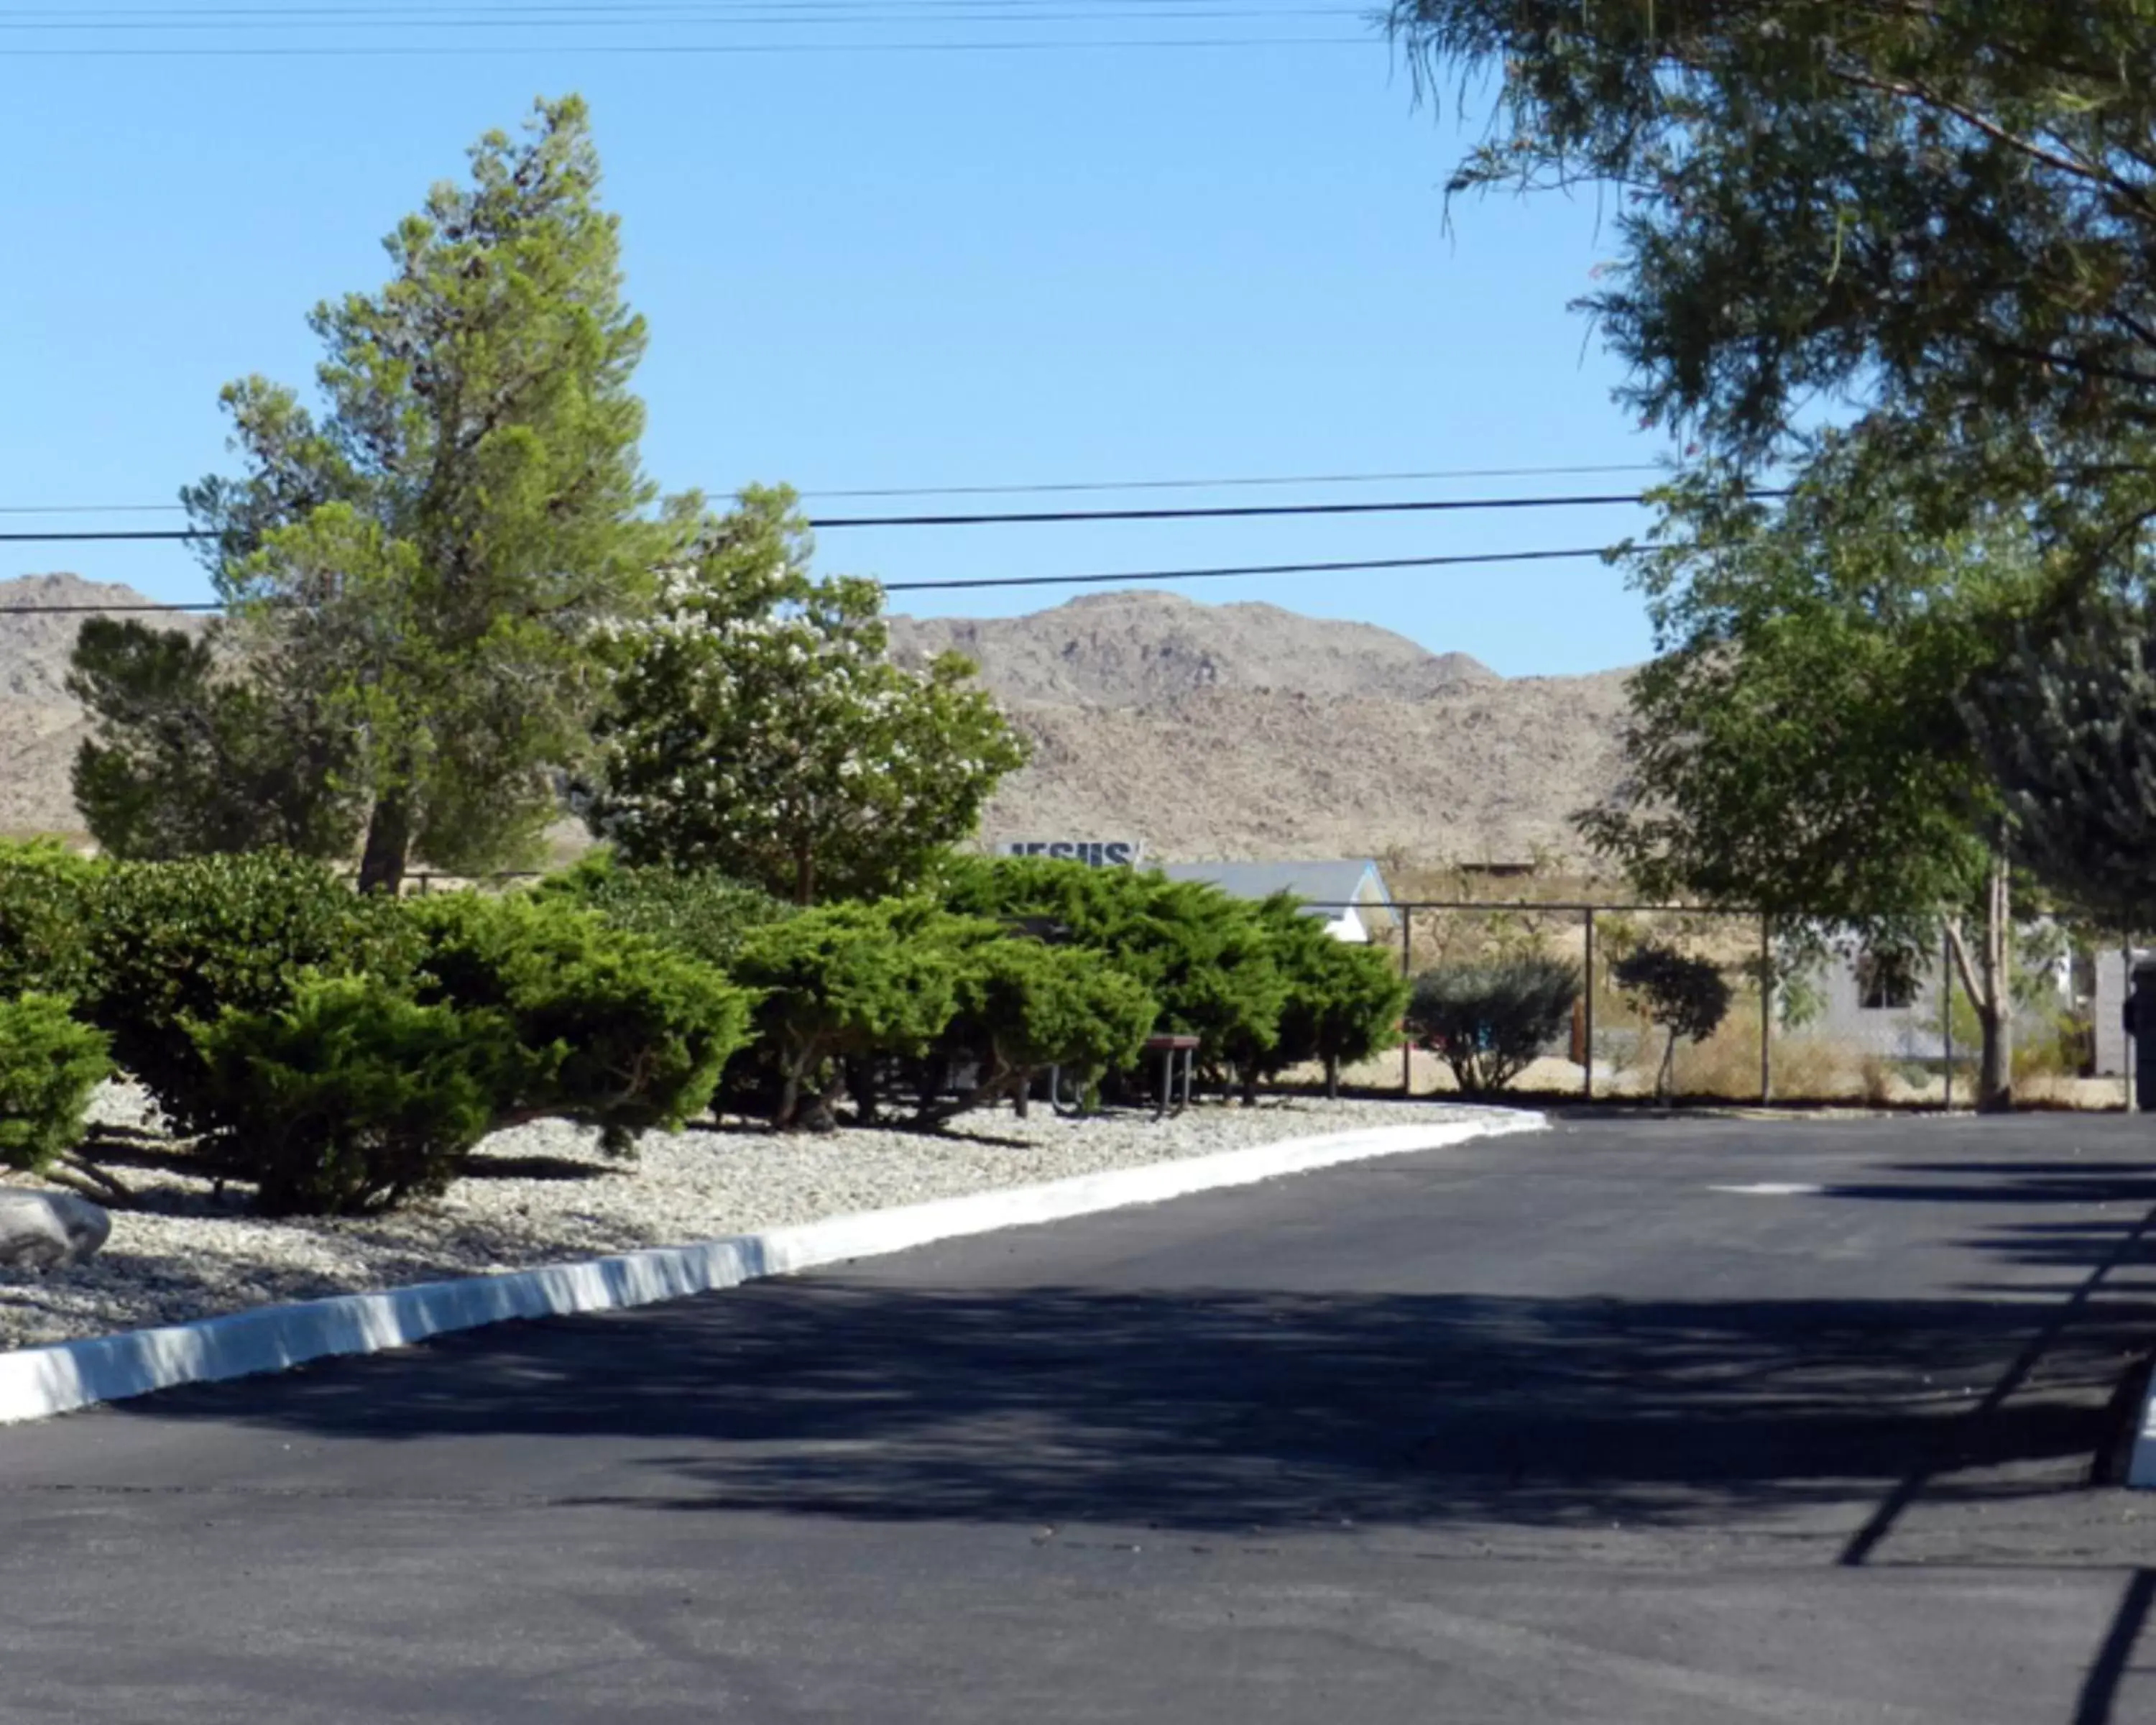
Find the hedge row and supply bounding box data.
[0,844,1411,1215]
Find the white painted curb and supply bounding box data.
[0,1109,1542,1426]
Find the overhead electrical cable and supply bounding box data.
[0,464,1674,516]
[0,487,1767,544]
[0,544,1616,615]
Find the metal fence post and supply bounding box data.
[1399,908,1414,1098]
[1583,906,1596,1100]
[1759,913,1773,1105]
[2127,944,2138,1115]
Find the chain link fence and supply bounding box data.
[1312,899,2131,1110]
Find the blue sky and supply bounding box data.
[0,4,1673,676]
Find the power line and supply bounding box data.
[808,462,1671,500]
[809,490,1703,528]
[885,546,1611,592]
[0,464,1673,516]
[0,487,1729,545]
[3,5,1364,25]
[0,34,1365,55]
[1,11,1365,32]
[0,545,1615,614]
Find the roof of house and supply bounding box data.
[1157,859,1391,912]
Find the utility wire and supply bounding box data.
[0,464,1673,516]
[0,34,1365,54]
[0,544,1615,613]
[0,487,1741,544]
[807,462,1670,499]
[1,10,1366,31]
[890,545,1609,592]
[808,490,1716,527]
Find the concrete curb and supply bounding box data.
[0,1109,1542,1426]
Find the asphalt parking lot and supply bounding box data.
[5,1112,2156,1723]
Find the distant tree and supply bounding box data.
[590,487,1027,904]
[67,617,361,861]
[1577,435,2044,1108]
[1612,943,1733,1101]
[1966,589,2156,932]
[181,96,685,892]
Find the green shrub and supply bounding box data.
[925,937,1157,1119]
[405,891,755,1154]
[941,858,1283,1069]
[534,851,790,970]
[730,900,971,1127]
[0,841,104,998]
[1256,900,1410,1098]
[187,974,520,1215]
[1612,944,1735,1100]
[1406,957,1580,1092]
[83,852,420,1139]
[0,995,111,1177]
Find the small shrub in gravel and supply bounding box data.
[0,995,111,1177]
[1249,898,1409,1100]
[84,852,421,1142]
[187,973,521,1215]
[729,900,971,1128]
[533,851,790,970]
[0,841,104,998]
[1406,957,1580,1093]
[921,936,1158,1121]
[406,891,755,1153]
[941,857,1286,1071]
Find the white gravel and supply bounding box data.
[1,1083,1503,1351]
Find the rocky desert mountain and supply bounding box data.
[0,574,211,838]
[2,574,1631,863]
[893,590,1632,864]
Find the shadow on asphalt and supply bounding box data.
[107,1273,2155,1535]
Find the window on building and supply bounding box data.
[1856,949,1919,1011]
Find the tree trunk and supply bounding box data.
[356,788,413,896]
[773,1040,814,1131]
[1977,851,2014,1112]
[1943,850,2014,1113]
[793,845,816,907]
[1325,1053,1340,1100]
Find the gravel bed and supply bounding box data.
[2,1084,1506,1351]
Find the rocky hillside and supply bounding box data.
[1,575,1631,862]
[888,590,1631,864]
[0,574,210,838]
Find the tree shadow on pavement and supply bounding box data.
[107,1274,2153,1536]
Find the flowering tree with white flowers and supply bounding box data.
[589,486,1027,904]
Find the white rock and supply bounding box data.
[0,1087,1505,1351]
[0,1190,111,1271]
